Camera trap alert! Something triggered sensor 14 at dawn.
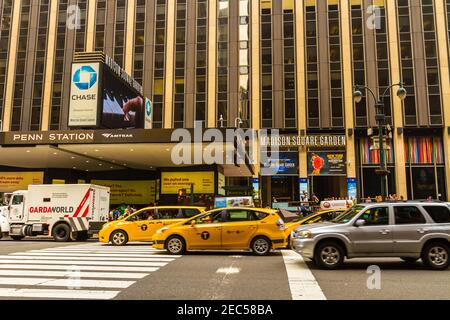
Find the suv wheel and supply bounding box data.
[314,242,345,269]
[421,243,450,270]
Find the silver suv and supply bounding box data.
[290,202,450,270]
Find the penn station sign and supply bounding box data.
[260,134,346,148]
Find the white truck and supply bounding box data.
[6,184,110,241]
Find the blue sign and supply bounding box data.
[145,99,152,117]
[261,151,298,176]
[73,65,97,90]
[347,178,357,200]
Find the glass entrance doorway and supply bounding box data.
[309,176,347,201]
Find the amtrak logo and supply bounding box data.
[146,100,152,117]
[73,65,97,90]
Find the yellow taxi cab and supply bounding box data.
[152,207,288,256]
[99,206,206,245]
[284,209,346,240]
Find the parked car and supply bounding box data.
[152,207,288,255]
[291,202,450,270]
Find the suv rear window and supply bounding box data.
[423,206,450,223]
[394,206,426,224]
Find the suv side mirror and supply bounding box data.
[355,219,366,227]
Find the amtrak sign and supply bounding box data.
[68,63,100,127]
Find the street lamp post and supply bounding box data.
[353,83,407,200]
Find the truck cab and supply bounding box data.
[7,191,27,223]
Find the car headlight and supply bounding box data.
[156,227,169,234]
[101,223,111,230]
[294,230,312,239]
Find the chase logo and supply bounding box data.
[73,65,97,90]
[145,100,152,117]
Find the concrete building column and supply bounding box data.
[85,0,97,52]
[434,0,450,200]
[163,0,176,128]
[41,0,59,131]
[124,0,136,74]
[340,0,356,197]
[207,0,217,128]
[295,0,307,192]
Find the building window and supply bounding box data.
[283,0,296,128]
[404,137,446,200]
[217,0,229,127]
[260,0,272,128]
[238,0,249,128]
[133,0,146,84]
[305,1,319,128]
[94,0,107,51]
[397,0,416,126]
[328,2,343,128]
[30,0,51,131]
[421,0,442,125]
[50,0,70,130]
[113,0,127,67]
[152,0,167,129]
[11,0,32,131]
[0,0,13,126]
[75,0,87,52]
[173,0,186,128]
[195,0,208,125]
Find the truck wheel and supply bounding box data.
[421,242,450,270]
[110,230,128,246]
[10,236,24,241]
[52,224,71,242]
[75,231,89,241]
[314,242,345,269]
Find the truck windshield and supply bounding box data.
[331,205,364,224]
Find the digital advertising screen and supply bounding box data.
[101,67,145,129]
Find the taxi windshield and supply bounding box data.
[331,205,364,224]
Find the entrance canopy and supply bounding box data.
[0,129,254,177]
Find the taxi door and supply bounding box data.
[221,209,258,249]
[125,209,158,241]
[187,210,223,249]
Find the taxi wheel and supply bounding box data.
[166,236,186,255]
[251,236,271,256]
[110,230,128,246]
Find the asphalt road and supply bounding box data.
[0,237,449,300]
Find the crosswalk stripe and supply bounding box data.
[0,277,134,288]
[0,270,149,279]
[0,264,159,272]
[21,252,178,258]
[0,288,120,300]
[0,259,170,266]
[2,255,175,262]
[281,250,326,300]
[0,242,181,300]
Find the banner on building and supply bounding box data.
[347,178,357,200]
[218,172,226,196]
[68,63,101,127]
[308,151,346,176]
[0,172,44,193]
[92,180,156,205]
[161,172,215,194]
[261,151,299,176]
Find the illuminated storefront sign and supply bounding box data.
[260,135,346,148]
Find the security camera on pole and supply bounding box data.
[353,83,407,200]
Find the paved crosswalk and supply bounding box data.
[0,243,179,300]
